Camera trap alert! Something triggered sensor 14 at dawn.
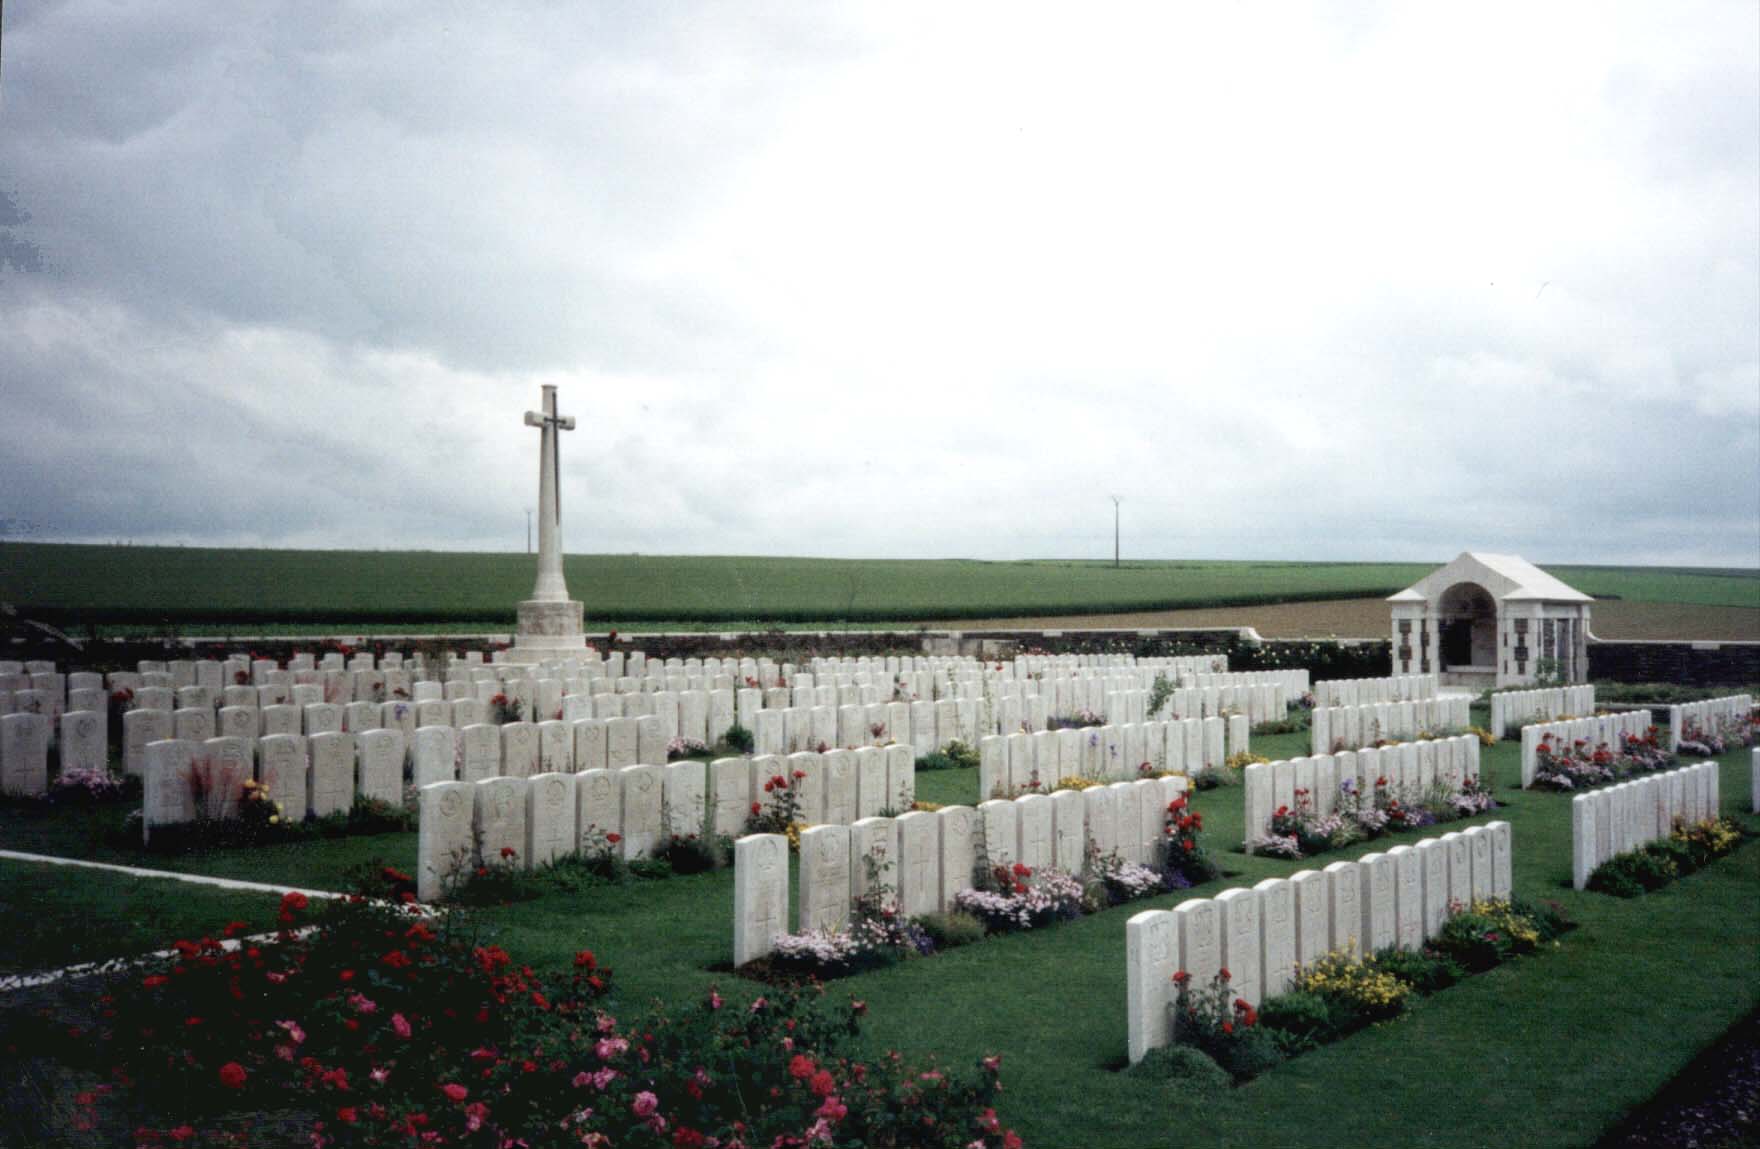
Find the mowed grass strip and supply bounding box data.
[0,861,287,978]
[3,740,1755,1146]
[3,543,1754,627]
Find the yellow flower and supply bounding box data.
[268,815,280,824]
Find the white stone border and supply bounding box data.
[0,848,345,901]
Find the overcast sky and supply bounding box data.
[2,2,1756,567]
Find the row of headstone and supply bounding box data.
[0,708,118,795]
[1310,696,1472,754]
[1312,674,1439,708]
[732,773,1193,966]
[0,667,84,726]
[1488,685,1596,741]
[1243,735,1482,851]
[1125,821,1513,1063]
[415,745,922,902]
[1571,761,1720,889]
[978,715,1247,801]
[417,768,654,901]
[795,666,1264,727]
[1519,712,1654,788]
[1666,695,1754,752]
[1183,669,1310,695]
[141,730,406,840]
[819,653,1224,683]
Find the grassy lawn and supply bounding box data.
[0,803,417,893]
[2,736,1755,1146]
[4,543,1753,629]
[0,862,287,978]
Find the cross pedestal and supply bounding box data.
[511,385,587,661]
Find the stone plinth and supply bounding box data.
[511,599,587,660]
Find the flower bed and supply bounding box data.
[1677,714,1759,758]
[41,874,1022,1148]
[1586,816,1748,897]
[1532,728,1676,791]
[1245,775,1498,860]
[1134,897,1570,1085]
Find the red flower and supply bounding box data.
[279,891,309,913]
[1222,1021,1234,1035]
[788,1054,816,1080]
[751,802,762,816]
[574,950,597,969]
[1171,970,1190,985]
[810,1069,836,1097]
[499,846,517,859]
[441,1083,468,1102]
[792,770,806,780]
[1011,862,1031,877]
[1219,967,1231,981]
[605,833,621,844]
[142,975,168,989]
[336,1107,358,1124]
[218,1062,247,1089]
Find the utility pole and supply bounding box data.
[1111,495,1121,569]
[525,509,533,555]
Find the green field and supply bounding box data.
[2,543,1754,629]
[2,738,1756,1147]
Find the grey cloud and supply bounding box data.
[0,1,1755,569]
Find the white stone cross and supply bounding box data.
[523,385,577,604]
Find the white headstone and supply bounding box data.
[734,833,789,966]
[1255,877,1297,998]
[59,710,107,773]
[939,805,978,905]
[1216,887,1263,1006]
[1289,869,1330,967]
[258,733,309,822]
[475,776,529,869]
[619,763,664,858]
[357,728,405,806]
[525,771,578,868]
[419,780,476,898]
[1126,909,1180,1064]
[1323,860,1363,957]
[576,767,621,853]
[1388,845,1423,952]
[141,738,197,839]
[308,731,357,817]
[896,810,941,916]
[799,823,853,932]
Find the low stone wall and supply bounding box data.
[1588,639,1760,687]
